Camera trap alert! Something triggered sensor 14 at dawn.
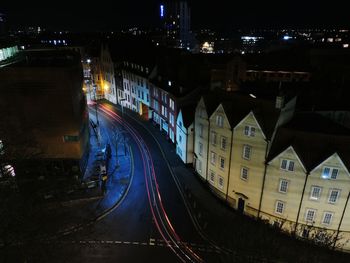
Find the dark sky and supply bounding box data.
[1,1,349,32]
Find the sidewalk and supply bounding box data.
[110,102,350,263]
[72,111,133,220]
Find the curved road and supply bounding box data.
[43,103,219,262]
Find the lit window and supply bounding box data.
[241,167,249,180]
[216,115,224,127]
[219,156,225,170]
[310,186,322,200]
[328,189,340,204]
[218,176,224,189]
[210,152,216,165]
[321,167,339,179]
[221,136,227,150]
[244,125,256,137]
[305,209,316,223]
[243,145,251,160]
[275,200,285,214]
[280,159,294,171]
[322,212,333,225]
[279,179,289,193]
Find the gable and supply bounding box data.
[268,145,307,173]
[310,152,350,177]
[209,103,231,129]
[233,111,266,140]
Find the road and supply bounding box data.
[22,102,219,263]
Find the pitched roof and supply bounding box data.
[180,104,196,128]
[268,113,350,172]
[220,93,280,139]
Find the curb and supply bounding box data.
[112,103,233,255]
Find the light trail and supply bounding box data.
[98,104,203,263]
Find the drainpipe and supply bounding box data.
[333,191,350,249]
[226,128,234,202]
[205,120,210,182]
[257,139,270,218]
[294,171,310,234]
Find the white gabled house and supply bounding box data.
[176,106,195,164]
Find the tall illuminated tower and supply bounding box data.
[160,0,191,49]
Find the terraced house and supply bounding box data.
[193,91,350,249]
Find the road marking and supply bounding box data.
[123,241,130,244]
[149,238,155,246]
[132,242,139,245]
[114,241,122,244]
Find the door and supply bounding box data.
[238,198,245,213]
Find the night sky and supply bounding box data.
[1,0,349,32]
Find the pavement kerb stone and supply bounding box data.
[114,104,233,255]
[95,144,134,222]
[47,143,134,240]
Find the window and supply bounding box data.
[169,99,175,110]
[279,179,289,193]
[210,152,216,165]
[328,189,340,204]
[280,159,295,171]
[322,167,339,179]
[219,156,225,169]
[199,143,203,156]
[209,170,215,184]
[275,200,285,214]
[199,124,203,138]
[162,92,167,103]
[169,113,174,126]
[147,94,149,102]
[218,176,224,189]
[161,106,167,117]
[305,209,316,223]
[322,212,333,225]
[221,136,227,150]
[211,132,217,145]
[310,186,322,200]
[241,167,249,180]
[216,115,224,127]
[243,145,251,160]
[244,125,256,137]
[179,135,182,143]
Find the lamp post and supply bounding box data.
[93,84,101,146]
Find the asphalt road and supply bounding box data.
[14,103,218,263]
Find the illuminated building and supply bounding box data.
[160,0,192,49]
[193,91,350,250]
